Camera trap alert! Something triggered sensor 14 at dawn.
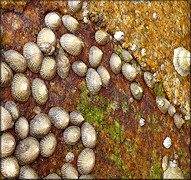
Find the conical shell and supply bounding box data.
[1,62,13,87]
[70,110,84,126]
[168,104,176,117]
[32,78,48,105]
[30,113,51,138]
[48,107,70,129]
[65,152,75,163]
[173,113,185,129]
[121,49,133,63]
[15,137,40,165]
[122,63,137,81]
[72,61,87,77]
[1,132,16,158]
[63,126,80,145]
[130,82,143,100]
[60,34,83,56]
[109,53,122,74]
[95,30,110,45]
[11,73,31,102]
[68,1,82,13]
[86,68,102,95]
[40,56,57,80]
[1,106,14,131]
[61,163,79,179]
[15,117,29,140]
[62,15,79,34]
[5,101,19,121]
[156,96,170,114]
[56,53,70,79]
[89,46,103,68]
[97,65,110,87]
[4,50,27,73]
[79,175,94,179]
[19,165,39,179]
[144,71,156,89]
[81,122,97,148]
[40,133,57,157]
[77,148,95,175]
[23,42,43,73]
[45,12,61,31]
[44,173,61,179]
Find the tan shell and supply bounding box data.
[45,12,61,31]
[19,165,39,179]
[32,78,48,105]
[70,110,84,126]
[44,173,61,179]
[40,133,57,157]
[5,101,20,121]
[30,113,51,138]
[130,82,143,101]
[15,137,40,165]
[72,61,87,77]
[56,53,70,79]
[1,62,13,87]
[173,113,185,129]
[1,156,20,179]
[79,175,94,179]
[40,56,57,80]
[4,50,27,73]
[48,107,70,129]
[168,104,176,117]
[62,15,79,34]
[121,49,133,63]
[122,63,137,81]
[11,73,31,102]
[81,122,97,148]
[143,71,156,89]
[77,148,95,175]
[61,163,79,179]
[95,30,110,45]
[89,46,103,68]
[86,68,102,95]
[109,53,122,74]
[65,152,75,163]
[38,42,53,55]
[68,1,82,13]
[1,132,16,158]
[15,117,29,140]
[63,126,80,145]
[23,42,43,73]
[97,65,110,87]
[162,155,169,172]
[156,96,170,114]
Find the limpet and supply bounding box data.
[130,82,143,101]
[122,63,137,81]
[173,113,185,129]
[19,165,39,179]
[70,110,84,126]
[61,163,79,179]
[68,1,82,13]
[44,173,61,179]
[5,101,20,121]
[168,104,176,117]
[97,65,110,87]
[45,12,61,31]
[15,117,29,140]
[109,53,122,74]
[65,152,75,163]
[121,49,133,63]
[62,15,79,34]
[72,61,87,77]
[143,71,156,89]
[79,174,94,179]
[1,62,13,87]
[156,96,170,114]
[89,46,103,68]
[95,30,110,45]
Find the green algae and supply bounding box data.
[154,82,166,97]
[114,43,124,62]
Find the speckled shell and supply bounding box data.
[40,57,57,80]
[48,107,70,129]
[30,113,51,138]
[60,34,83,56]
[23,42,43,73]
[1,132,16,158]
[1,156,20,179]
[109,53,122,74]
[56,53,70,79]
[68,1,82,13]
[70,110,84,126]
[44,173,61,179]
[62,15,79,34]
[143,71,156,89]
[1,62,13,87]
[173,113,185,129]
[89,46,103,68]
[79,175,94,179]
[32,78,48,105]
[95,30,110,45]
[15,137,40,165]
[168,104,176,117]
[121,49,133,63]
[11,73,31,103]
[4,50,27,73]
[130,82,143,101]
[19,165,39,179]
[63,126,80,145]
[86,68,102,95]
[65,152,75,163]
[122,63,137,81]
[72,61,87,77]
[81,122,97,148]
[1,106,14,132]
[156,96,170,114]
[5,101,20,121]
[77,148,95,175]
[40,133,57,157]
[45,12,61,31]
[97,66,110,88]
[15,117,29,140]
[61,163,79,179]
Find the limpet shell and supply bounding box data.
[122,63,137,81]
[15,117,29,140]
[19,165,39,179]
[38,42,53,55]
[162,155,169,171]
[44,173,61,179]
[62,15,79,34]
[79,175,94,179]
[61,163,79,179]
[65,152,75,163]
[121,49,133,63]
[97,65,110,87]
[4,50,27,73]
[5,101,20,121]
[156,96,170,114]
[130,82,143,101]
[68,1,82,13]
[173,113,185,129]
[15,137,40,165]
[32,78,48,105]
[81,122,97,148]
[45,12,61,31]
[60,34,83,56]
[89,46,103,68]
[109,53,122,74]
[168,104,176,117]
[72,61,87,77]
[48,107,70,129]
[95,30,110,45]
[70,110,84,126]
[143,71,156,89]
[77,148,95,175]
[23,42,43,73]
[1,62,13,87]
[63,126,80,145]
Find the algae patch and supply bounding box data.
[154,82,166,97]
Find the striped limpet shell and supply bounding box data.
[144,71,156,89]
[130,82,143,101]
[121,49,133,63]
[156,96,170,114]
[95,30,110,45]
[65,152,75,163]
[168,104,176,117]
[44,173,61,179]
[79,174,94,179]
[72,61,87,77]
[62,15,79,34]
[173,113,185,129]
[89,46,103,68]
[15,117,29,140]
[122,63,137,82]
[5,101,20,121]
[19,165,39,179]
[109,53,122,74]
[45,12,61,31]
[70,110,84,126]
[61,163,79,179]
[1,62,13,87]
[97,65,110,87]
[68,1,82,13]
[63,126,80,145]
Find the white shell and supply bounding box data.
[121,49,133,63]
[45,173,61,179]
[45,12,61,31]
[143,71,156,88]
[89,46,103,68]
[65,152,75,163]
[114,31,124,41]
[130,82,143,100]
[63,126,80,145]
[70,110,84,126]
[168,104,176,117]
[139,118,145,127]
[163,137,172,149]
[173,113,185,129]
[19,165,39,179]
[109,53,122,74]
[15,117,29,140]
[122,63,137,81]
[163,166,184,179]
[61,163,78,179]
[72,61,87,77]
[5,101,20,121]
[156,96,170,114]
[95,30,110,45]
[1,62,13,87]
[97,65,110,87]
[62,15,79,34]
[68,1,82,13]
[1,106,14,131]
